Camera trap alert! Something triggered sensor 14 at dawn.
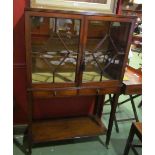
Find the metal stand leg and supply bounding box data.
[106,94,119,147]
[130,95,139,122]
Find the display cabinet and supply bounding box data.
[25,8,135,154]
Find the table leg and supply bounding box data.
[130,95,139,122]
[123,123,135,155]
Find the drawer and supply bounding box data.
[33,89,77,98]
[32,86,121,98]
[78,86,120,96]
[78,89,97,96]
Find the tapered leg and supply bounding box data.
[106,94,119,147]
[27,127,32,155]
[27,92,33,155]
[28,145,32,155]
[109,94,119,133]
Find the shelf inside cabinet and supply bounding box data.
[32,116,107,143]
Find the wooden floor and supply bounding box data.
[32,116,107,143]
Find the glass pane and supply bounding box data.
[82,20,131,82]
[31,17,81,83]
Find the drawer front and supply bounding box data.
[32,86,120,98]
[79,87,120,96]
[33,89,77,98]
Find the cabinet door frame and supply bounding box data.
[25,10,85,88]
[78,15,136,87]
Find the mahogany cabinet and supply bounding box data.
[25,8,136,154]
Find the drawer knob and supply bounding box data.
[53,91,57,96]
[96,89,100,95]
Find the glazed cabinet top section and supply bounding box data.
[25,9,136,91]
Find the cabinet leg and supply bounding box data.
[109,94,119,133]
[106,94,119,147]
[28,136,32,155]
[27,129,32,155]
[28,145,32,155]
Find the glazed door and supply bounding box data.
[26,12,134,88]
[26,12,84,87]
[81,16,132,84]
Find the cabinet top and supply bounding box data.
[25,7,136,20]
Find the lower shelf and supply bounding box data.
[32,116,107,143]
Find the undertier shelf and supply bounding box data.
[32,116,107,143]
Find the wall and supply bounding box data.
[13,0,29,124]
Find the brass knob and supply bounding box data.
[96,89,100,95]
[53,91,57,96]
